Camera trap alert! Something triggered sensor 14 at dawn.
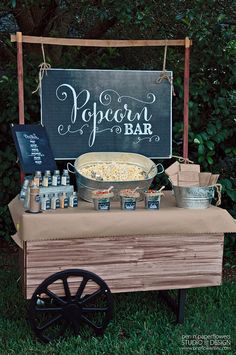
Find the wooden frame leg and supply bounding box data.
[177,289,187,324]
[159,288,187,324]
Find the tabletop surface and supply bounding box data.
[8,191,236,241]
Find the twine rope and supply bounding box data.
[156,41,175,96]
[32,43,51,94]
[215,183,222,206]
[172,155,194,164]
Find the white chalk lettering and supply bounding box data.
[56,87,157,146]
[124,123,153,135]
[24,133,39,140]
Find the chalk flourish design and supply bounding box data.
[88,125,122,147]
[133,135,160,144]
[96,125,122,134]
[58,124,89,135]
[100,89,156,106]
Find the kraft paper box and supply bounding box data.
[180,164,200,172]
[199,172,212,186]
[178,171,199,186]
[165,161,180,177]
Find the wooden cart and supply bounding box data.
[9,33,236,343]
[9,192,236,343]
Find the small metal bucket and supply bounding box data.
[93,197,111,211]
[144,194,161,210]
[173,184,222,209]
[120,196,137,210]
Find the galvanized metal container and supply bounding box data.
[68,152,159,202]
[173,185,218,209]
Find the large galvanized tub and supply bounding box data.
[173,184,221,209]
[68,152,160,202]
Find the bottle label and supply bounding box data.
[73,199,78,207]
[42,177,48,187]
[41,201,47,210]
[56,199,60,208]
[48,176,52,186]
[61,176,67,186]
[35,194,40,203]
[46,199,51,209]
[64,198,69,208]
[52,176,58,186]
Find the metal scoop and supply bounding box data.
[91,171,103,181]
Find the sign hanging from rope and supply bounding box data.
[41,68,172,159]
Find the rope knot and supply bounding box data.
[32,44,51,94]
[156,42,175,96]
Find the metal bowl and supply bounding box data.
[70,152,157,202]
[173,185,215,209]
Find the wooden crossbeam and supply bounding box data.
[11,34,192,47]
[11,32,192,161]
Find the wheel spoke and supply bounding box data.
[59,320,69,336]
[75,277,89,300]
[82,307,108,313]
[35,307,62,313]
[72,318,81,335]
[80,288,104,305]
[38,314,62,331]
[81,315,101,331]
[62,277,71,300]
[45,289,66,306]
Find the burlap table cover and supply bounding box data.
[8,191,236,242]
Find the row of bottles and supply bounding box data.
[41,192,78,211]
[34,169,70,187]
[28,182,78,213]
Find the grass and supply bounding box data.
[0,250,235,355]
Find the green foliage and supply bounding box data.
[0,0,235,247]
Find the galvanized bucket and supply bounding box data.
[173,184,222,209]
[68,152,163,202]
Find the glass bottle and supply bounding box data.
[61,169,70,186]
[69,192,78,207]
[44,170,52,186]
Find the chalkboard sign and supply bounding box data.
[11,124,57,173]
[41,69,172,159]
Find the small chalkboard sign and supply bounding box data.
[11,124,57,173]
[41,69,172,159]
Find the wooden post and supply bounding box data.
[16,32,25,124]
[16,32,25,182]
[183,37,190,160]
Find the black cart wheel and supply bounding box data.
[28,269,113,343]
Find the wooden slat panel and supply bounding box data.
[11,35,192,47]
[25,234,223,299]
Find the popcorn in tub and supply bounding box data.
[119,188,140,210]
[79,162,145,182]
